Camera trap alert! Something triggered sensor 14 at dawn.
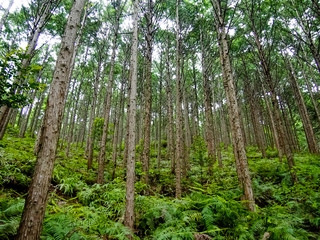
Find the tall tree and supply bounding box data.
[97,0,123,184]
[16,0,86,239]
[175,0,183,198]
[200,26,216,174]
[211,0,255,212]
[124,0,139,234]
[141,0,156,192]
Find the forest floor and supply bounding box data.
[1,126,320,239]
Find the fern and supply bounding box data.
[0,198,24,240]
[42,213,86,240]
[100,221,133,240]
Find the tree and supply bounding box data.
[210,0,255,212]
[124,0,139,234]
[97,0,124,184]
[16,0,86,238]
[175,0,183,199]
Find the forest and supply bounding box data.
[0,0,320,239]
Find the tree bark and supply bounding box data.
[201,29,216,174]
[141,0,154,189]
[86,52,104,169]
[285,55,319,153]
[16,1,86,239]
[211,0,255,212]
[124,0,138,234]
[97,7,121,184]
[175,0,183,198]
[165,37,175,174]
[250,19,297,182]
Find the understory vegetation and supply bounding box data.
[1,126,320,240]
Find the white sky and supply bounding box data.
[0,0,30,12]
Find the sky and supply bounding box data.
[0,0,30,12]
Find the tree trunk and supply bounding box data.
[19,91,36,138]
[97,9,120,184]
[191,59,200,137]
[112,75,126,179]
[211,0,255,212]
[252,24,297,182]
[242,61,266,157]
[124,0,138,234]
[175,0,183,198]
[285,56,319,153]
[66,80,83,156]
[201,29,216,174]
[299,60,320,126]
[16,1,86,239]
[157,56,163,169]
[59,79,76,149]
[141,0,154,189]
[86,55,103,169]
[165,37,175,174]
[30,91,46,138]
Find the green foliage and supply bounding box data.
[190,136,207,167]
[0,133,35,191]
[0,47,44,108]
[1,133,320,239]
[0,197,24,240]
[92,117,104,140]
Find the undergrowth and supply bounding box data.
[1,129,320,239]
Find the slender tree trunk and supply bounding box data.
[182,85,191,174]
[211,0,255,211]
[181,60,189,179]
[286,100,301,152]
[165,37,175,174]
[112,77,126,179]
[141,0,154,189]
[19,91,36,138]
[192,59,200,136]
[201,29,216,174]
[279,99,296,152]
[157,57,163,169]
[212,89,223,168]
[16,1,86,239]
[111,95,120,180]
[80,99,90,149]
[262,84,281,153]
[175,0,183,198]
[242,62,266,157]
[299,60,320,126]
[30,92,46,138]
[285,55,319,153]
[86,56,103,169]
[97,11,120,184]
[124,0,138,234]
[252,26,297,182]
[66,80,83,156]
[59,79,76,149]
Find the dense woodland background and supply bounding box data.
[0,0,320,239]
